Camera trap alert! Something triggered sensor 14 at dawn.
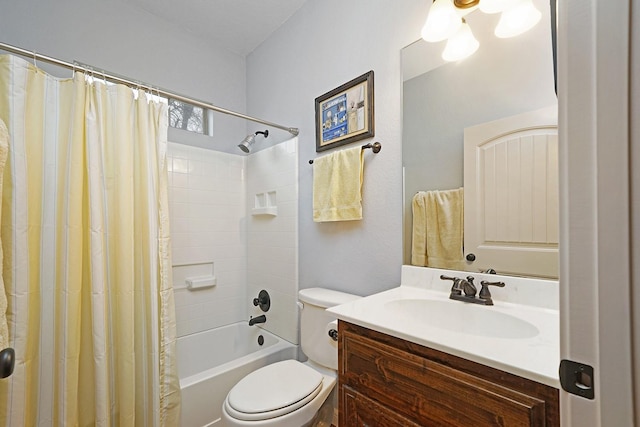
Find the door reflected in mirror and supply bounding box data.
[402,0,558,278]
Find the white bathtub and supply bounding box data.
[178,322,298,427]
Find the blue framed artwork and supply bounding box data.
[315,70,374,152]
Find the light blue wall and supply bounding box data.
[0,0,444,297]
[247,0,429,296]
[0,0,248,152]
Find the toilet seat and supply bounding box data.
[225,360,324,422]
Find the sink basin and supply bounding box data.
[383,299,539,339]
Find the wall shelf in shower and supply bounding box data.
[252,191,277,217]
[251,207,278,216]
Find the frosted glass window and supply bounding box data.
[168,98,208,134]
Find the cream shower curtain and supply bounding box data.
[0,55,180,426]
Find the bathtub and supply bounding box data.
[177,322,298,427]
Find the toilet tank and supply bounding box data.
[298,288,360,370]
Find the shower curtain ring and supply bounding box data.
[32,50,37,69]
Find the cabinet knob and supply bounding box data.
[466,253,476,262]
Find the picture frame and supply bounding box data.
[315,70,374,152]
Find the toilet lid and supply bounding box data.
[226,360,323,421]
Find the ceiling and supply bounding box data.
[123,0,308,56]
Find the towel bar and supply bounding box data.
[309,142,381,164]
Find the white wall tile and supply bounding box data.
[247,138,299,344]
[169,139,298,341]
[169,142,248,337]
[172,172,189,188]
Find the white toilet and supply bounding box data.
[221,288,359,427]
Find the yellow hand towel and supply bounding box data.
[411,188,465,270]
[313,146,364,222]
[0,119,9,352]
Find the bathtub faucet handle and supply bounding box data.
[252,290,271,312]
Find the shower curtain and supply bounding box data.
[0,55,180,426]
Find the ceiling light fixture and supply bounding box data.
[478,0,510,14]
[421,0,462,42]
[421,0,542,62]
[442,19,480,62]
[494,0,542,38]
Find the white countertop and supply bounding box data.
[327,266,560,388]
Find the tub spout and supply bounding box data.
[249,315,266,326]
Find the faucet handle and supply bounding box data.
[462,276,477,297]
[252,290,271,312]
[440,275,462,295]
[479,280,506,301]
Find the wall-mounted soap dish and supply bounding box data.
[252,191,277,216]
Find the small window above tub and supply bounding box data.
[168,98,212,135]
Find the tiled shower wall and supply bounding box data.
[168,142,248,337]
[168,138,299,342]
[247,138,299,345]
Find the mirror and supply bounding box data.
[402,0,558,278]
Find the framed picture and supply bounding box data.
[315,70,374,152]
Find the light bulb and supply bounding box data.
[421,0,462,43]
[442,21,479,62]
[495,0,542,38]
[479,0,513,14]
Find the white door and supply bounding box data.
[464,106,558,278]
[559,0,637,425]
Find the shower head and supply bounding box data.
[238,130,269,153]
[238,135,255,153]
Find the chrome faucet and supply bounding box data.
[440,275,505,306]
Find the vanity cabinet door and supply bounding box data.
[342,385,423,427]
[338,321,559,427]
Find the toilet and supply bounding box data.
[221,288,360,427]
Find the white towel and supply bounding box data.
[313,146,364,222]
[411,188,465,270]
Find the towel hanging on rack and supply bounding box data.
[312,146,364,222]
[411,188,465,270]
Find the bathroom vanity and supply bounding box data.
[338,321,558,426]
[328,266,560,427]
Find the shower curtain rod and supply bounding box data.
[0,41,299,136]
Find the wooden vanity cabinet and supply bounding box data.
[338,321,559,427]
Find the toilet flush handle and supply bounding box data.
[328,329,338,341]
